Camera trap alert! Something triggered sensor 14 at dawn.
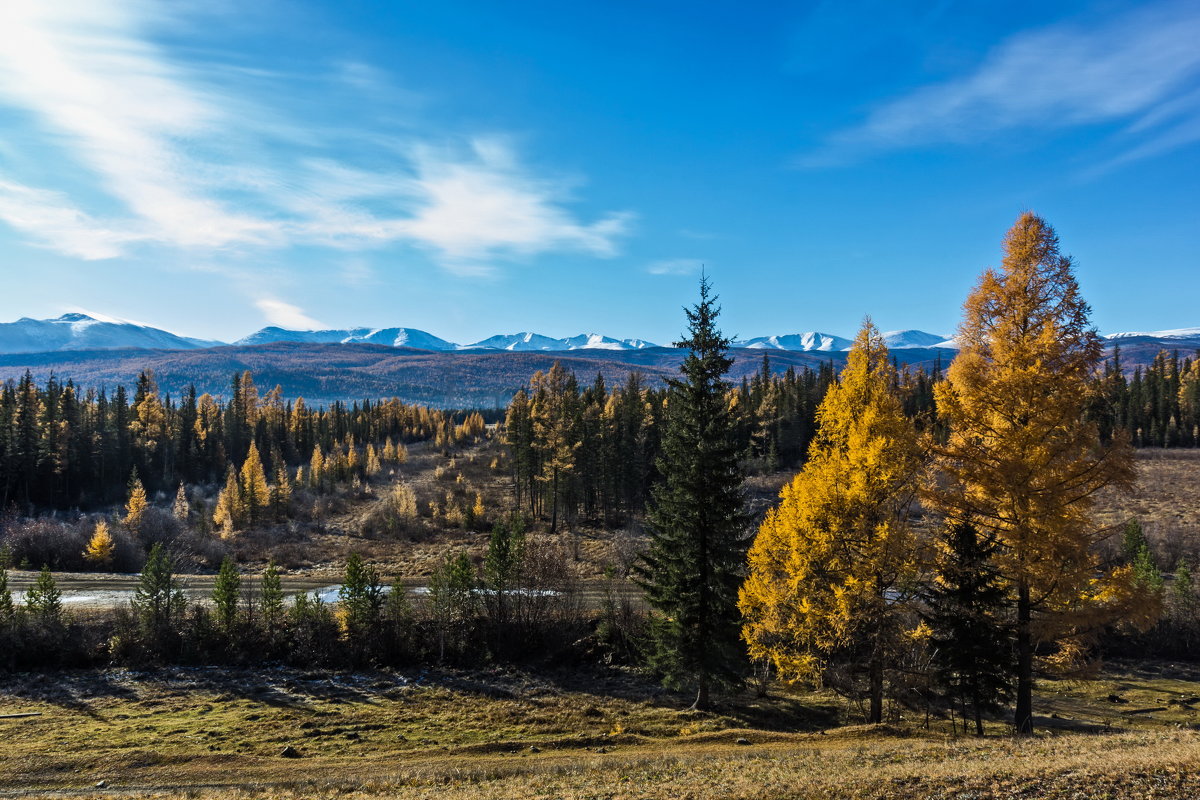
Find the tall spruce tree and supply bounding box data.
[923,520,1013,736]
[637,276,749,709]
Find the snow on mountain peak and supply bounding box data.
[1106,327,1200,341]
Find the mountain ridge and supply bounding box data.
[3,314,1198,357]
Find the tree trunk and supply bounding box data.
[691,678,710,711]
[868,647,884,724]
[1014,581,1034,734]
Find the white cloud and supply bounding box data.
[0,180,148,259]
[801,1,1200,167]
[254,299,324,330]
[647,258,704,276]
[0,0,630,271]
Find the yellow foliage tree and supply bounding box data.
[213,465,245,538]
[309,445,325,491]
[83,520,115,566]
[124,469,148,532]
[239,442,271,527]
[740,321,924,722]
[271,462,292,521]
[365,443,382,476]
[930,212,1141,734]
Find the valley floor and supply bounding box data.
[3,661,1200,799]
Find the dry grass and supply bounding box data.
[3,663,1200,799]
[1094,449,1200,566]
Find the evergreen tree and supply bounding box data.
[339,553,385,645]
[637,276,749,709]
[259,560,285,636]
[131,543,186,648]
[0,561,13,625]
[427,550,476,663]
[212,555,241,634]
[924,520,1013,736]
[25,565,63,625]
[483,516,526,626]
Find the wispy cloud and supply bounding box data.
[647,258,704,276]
[800,1,1200,168]
[0,0,630,271]
[254,298,324,330]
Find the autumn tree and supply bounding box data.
[740,321,924,722]
[239,442,271,527]
[83,520,116,567]
[124,469,148,532]
[930,212,1141,734]
[213,465,244,537]
[530,362,581,535]
[637,277,749,710]
[172,484,189,522]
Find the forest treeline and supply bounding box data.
[0,369,487,511]
[503,357,942,530]
[503,346,1200,533]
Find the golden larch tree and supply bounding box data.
[83,520,116,566]
[930,212,1142,734]
[213,465,245,538]
[740,320,925,723]
[239,442,270,526]
[124,469,148,532]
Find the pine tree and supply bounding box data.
[339,553,385,644]
[924,520,1013,736]
[740,320,923,722]
[83,520,116,567]
[0,561,13,625]
[427,550,476,663]
[212,555,241,634]
[930,212,1140,734]
[637,276,749,709]
[483,516,526,626]
[131,543,186,647]
[259,559,285,636]
[25,565,63,625]
[124,468,148,532]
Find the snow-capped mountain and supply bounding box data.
[882,330,951,349]
[464,332,569,351]
[236,326,457,350]
[0,313,220,354]
[1106,327,1200,342]
[560,333,657,351]
[735,332,854,352]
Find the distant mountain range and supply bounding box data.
[0,313,222,354]
[0,314,965,355]
[0,313,1195,407]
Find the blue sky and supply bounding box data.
[0,0,1197,344]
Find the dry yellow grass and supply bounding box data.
[3,663,1200,799]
